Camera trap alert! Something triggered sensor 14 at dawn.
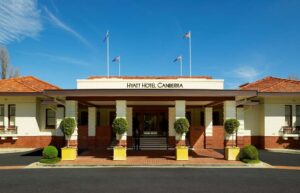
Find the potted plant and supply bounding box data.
[224,118,240,160]
[174,117,190,160]
[112,117,128,160]
[60,117,77,160]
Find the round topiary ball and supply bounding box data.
[112,117,128,135]
[224,119,240,134]
[241,145,259,160]
[60,117,76,138]
[43,145,58,159]
[174,118,190,134]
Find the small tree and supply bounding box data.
[60,117,76,147]
[224,119,240,147]
[112,117,128,137]
[0,47,8,79]
[174,118,190,134]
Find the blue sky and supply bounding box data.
[1,0,300,88]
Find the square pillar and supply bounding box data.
[55,107,65,136]
[175,100,186,119]
[116,100,127,118]
[223,100,236,143]
[88,107,96,136]
[168,107,176,147]
[4,104,8,131]
[65,100,78,147]
[205,107,213,136]
[115,100,127,146]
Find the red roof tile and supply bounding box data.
[0,76,60,92]
[88,76,212,80]
[239,76,300,92]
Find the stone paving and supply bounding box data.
[59,149,243,166]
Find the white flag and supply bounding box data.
[183,31,191,39]
[112,56,120,62]
[173,55,182,62]
[103,30,109,42]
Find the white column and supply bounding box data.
[224,101,236,120]
[65,100,78,141]
[205,107,213,136]
[175,100,186,119]
[224,100,236,140]
[88,107,96,136]
[55,107,65,136]
[126,107,133,136]
[168,107,175,136]
[237,107,244,137]
[116,100,127,118]
[115,100,127,140]
[4,104,8,131]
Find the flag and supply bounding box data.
[173,55,182,62]
[112,56,120,62]
[103,30,109,42]
[183,31,191,39]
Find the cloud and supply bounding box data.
[234,66,261,81]
[44,7,92,49]
[0,0,42,44]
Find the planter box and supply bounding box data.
[61,147,77,161]
[113,146,126,160]
[176,146,189,161]
[225,146,240,161]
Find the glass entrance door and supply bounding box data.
[143,113,158,135]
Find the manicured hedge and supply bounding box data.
[174,118,190,134]
[42,145,58,159]
[240,144,260,163]
[112,117,128,135]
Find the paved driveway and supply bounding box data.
[0,149,42,166]
[259,150,300,166]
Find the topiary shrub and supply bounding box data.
[224,119,240,135]
[42,145,58,159]
[112,117,128,135]
[60,117,76,147]
[240,144,259,161]
[174,118,190,134]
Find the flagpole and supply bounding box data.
[106,32,110,77]
[189,31,192,78]
[118,57,121,77]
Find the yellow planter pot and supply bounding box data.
[225,147,240,161]
[176,146,189,161]
[113,146,127,161]
[61,147,77,161]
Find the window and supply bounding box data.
[296,105,300,126]
[79,111,88,126]
[213,111,220,125]
[285,105,292,127]
[0,104,4,128]
[46,109,56,129]
[8,104,16,128]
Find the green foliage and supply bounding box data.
[240,144,259,161]
[60,117,76,138]
[42,145,58,159]
[39,157,60,164]
[224,119,240,134]
[112,117,128,135]
[174,118,190,134]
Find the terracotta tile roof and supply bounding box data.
[0,76,60,92]
[239,76,300,92]
[88,76,212,80]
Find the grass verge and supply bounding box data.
[241,159,260,164]
[39,157,61,164]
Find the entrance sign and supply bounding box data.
[77,77,224,89]
[126,82,183,89]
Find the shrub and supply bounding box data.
[174,118,190,134]
[42,145,58,159]
[224,119,240,135]
[40,157,60,164]
[241,144,259,161]
[112,117,128,135]
[60,117,76,138]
